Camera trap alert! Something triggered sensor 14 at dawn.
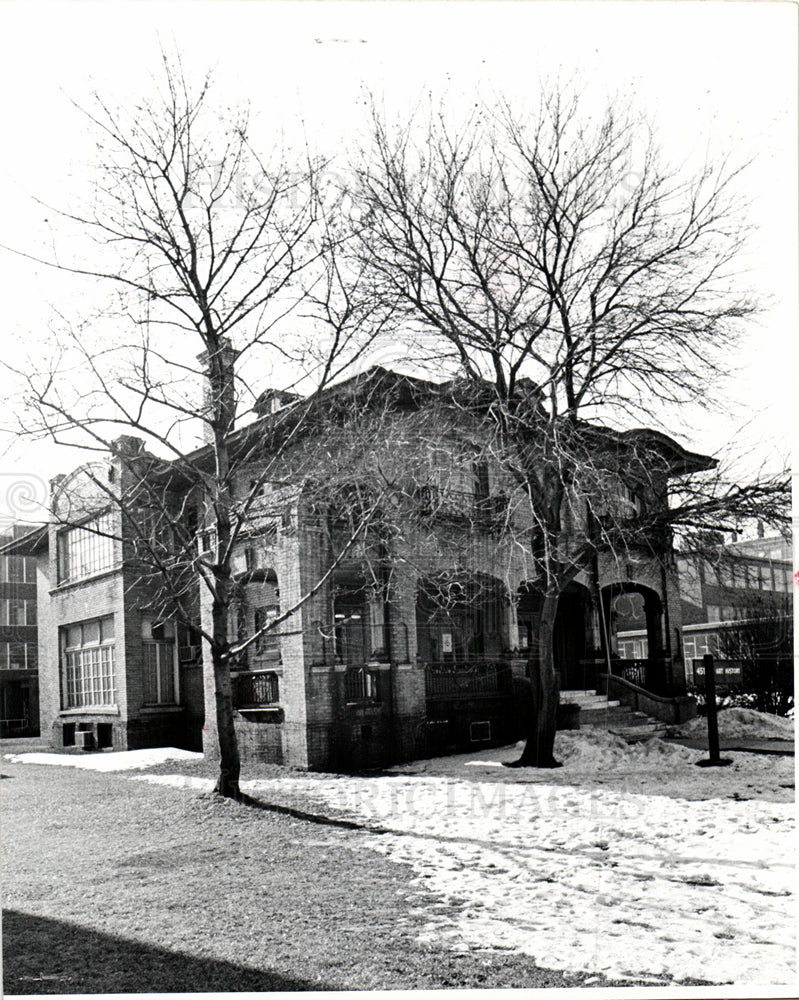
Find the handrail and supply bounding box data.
[599,672,680,705]
[599,672,697,726]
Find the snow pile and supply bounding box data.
[400,731,702,779]
[675,708,794,741]
[3,747,203,771]
[556,730,700,770]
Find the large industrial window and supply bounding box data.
[58,514,116,584]
[62,616,116,708]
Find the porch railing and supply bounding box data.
[344,666,381,703]
[613,658,650,689]
[415,484,508,530]
[425,661,512,699]
[232,670,280,708]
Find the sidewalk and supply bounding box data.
[664,735,794,757]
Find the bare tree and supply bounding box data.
[343,87,785,766]
[4,59,379,798]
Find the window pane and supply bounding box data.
[159,646,175,702]
[83,620,101,645]
[9,643,27,668]
[143,645,158,702]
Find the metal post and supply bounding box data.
[696,653,732,768]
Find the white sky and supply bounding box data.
[0,0,796,526]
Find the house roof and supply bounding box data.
[212,365,716,478]
[99,364,716,487]
[0,524,48,555]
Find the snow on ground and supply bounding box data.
[133,730,796,987]
[3,747,203,771]
[673,707,795,740]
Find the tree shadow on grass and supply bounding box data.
[239,792,390,834]
[3,910,329,994]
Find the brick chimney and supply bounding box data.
[197,338,238,445]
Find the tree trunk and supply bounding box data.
[509,590,561,768]
[212,642,241,798]
[207,341,242,799]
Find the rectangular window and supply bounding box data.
[58,514,116,584]
[62,616,116,708]
[254,605,280,654]
[141,618,177,705]
[0,642,37,670]
[3,598,36,626]
[0,555,33,583]
[706,605,721,622]
[143,644,176,704]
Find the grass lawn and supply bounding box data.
[1,750,657,994]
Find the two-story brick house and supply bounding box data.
[33,366,711,768]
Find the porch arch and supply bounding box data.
[601,581,666,692]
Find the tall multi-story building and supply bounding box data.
[0,523,44,736]
[31,367,710,768]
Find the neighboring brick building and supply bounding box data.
[0,523,44,737]
[34,366,712,768]
[616,532,793,686]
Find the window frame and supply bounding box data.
[57,513,117,585]
[61,616,117,709]
[141,617,178,706]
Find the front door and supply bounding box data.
[553,590,587,689]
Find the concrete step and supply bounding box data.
[580,706,636,725]
[560,691,667,742]
[561,691,620,710]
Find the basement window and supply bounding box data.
[470,721,492,743]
